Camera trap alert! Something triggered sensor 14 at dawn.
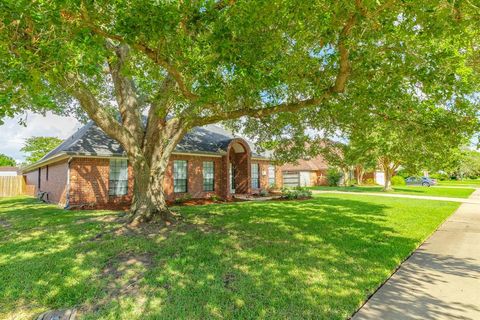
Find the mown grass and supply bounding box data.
[309,185,475,198]
[0,195,459,319]
[436,179,480,187]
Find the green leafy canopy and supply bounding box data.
[0,0,478,169]
[20,136,63,164]
[0,153,16,166]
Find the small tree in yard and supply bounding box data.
[319,140,376,186]
[326,169,343,187]
[0,1,478,223]
[456,150,480,179]
[0,154,16,166]
[21,136,63,164]
[343,105,476,191]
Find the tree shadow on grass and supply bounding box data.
[0,197,129,318]
[128,198,406,319]
[0,196,467,320]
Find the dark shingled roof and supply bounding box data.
[40,122,267,161]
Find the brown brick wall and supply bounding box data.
[316,169,328,186]
[254,160,270,191]
[165,155,223,200]
[68,155,227,209]
[275,166,283,188]
[23,161,68,205]
[69,157,134,210]
[248,160,283,192]
[36,152,278,210]
[41,161,68,205]
[219,155,229,198]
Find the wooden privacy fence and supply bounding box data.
[0,176,25,197]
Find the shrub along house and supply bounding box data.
[22,122,280,210]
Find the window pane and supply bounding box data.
[109,159,128,196]
[174,160,188,193]
[203,161,214,191]
[268,165,275,185]
[251,163,259,189]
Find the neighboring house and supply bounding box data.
[0,167,19,176]
[21,122,280,210]
[280,155,329,187]
[280,155,379,187]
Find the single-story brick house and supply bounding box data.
[22,122,281,210]
[280,155,330,187]
[280,154,377,187]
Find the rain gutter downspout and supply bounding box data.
[64,157,73,209]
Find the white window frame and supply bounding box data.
[109,159,128,196]
[203,161,215,191]
[251,163,260,189]
[173,160,188,193]
[268,165,276,186]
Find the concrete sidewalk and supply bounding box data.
[432,185,479,189]
[352,189,480,320]
[313,190,480,204]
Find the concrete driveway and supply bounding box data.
[351,189,480,319]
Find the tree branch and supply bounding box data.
[107,41,145,143]
[355,0,399,19]
[143,77,176,159]
[194,94,330,126]
[82,24,198,102]
[148,118,188,178]
[332,14,356,93]
[194,12,358,126]
[61,74,142,157]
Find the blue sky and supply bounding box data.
[0,112,81,163]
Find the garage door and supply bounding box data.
[299,171,312,187]
[283,171,300,187]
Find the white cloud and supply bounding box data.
[0,112,81,162]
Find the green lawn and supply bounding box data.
[309,185,475,198]
[0,195,459,319]
[436,179,480,187]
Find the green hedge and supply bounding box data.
[391,176,406,186]
[281,187,312,200]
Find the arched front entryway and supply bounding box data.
[222,139,251,198]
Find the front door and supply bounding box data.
[229,162,235,194]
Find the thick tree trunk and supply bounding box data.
[342,168,350,186]
[379,156,394,192]
[128,121,186,225]
[383,168,393,191]
[356,165,365,185]
[129,159,176,226]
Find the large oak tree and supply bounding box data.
[0,0,478,223]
